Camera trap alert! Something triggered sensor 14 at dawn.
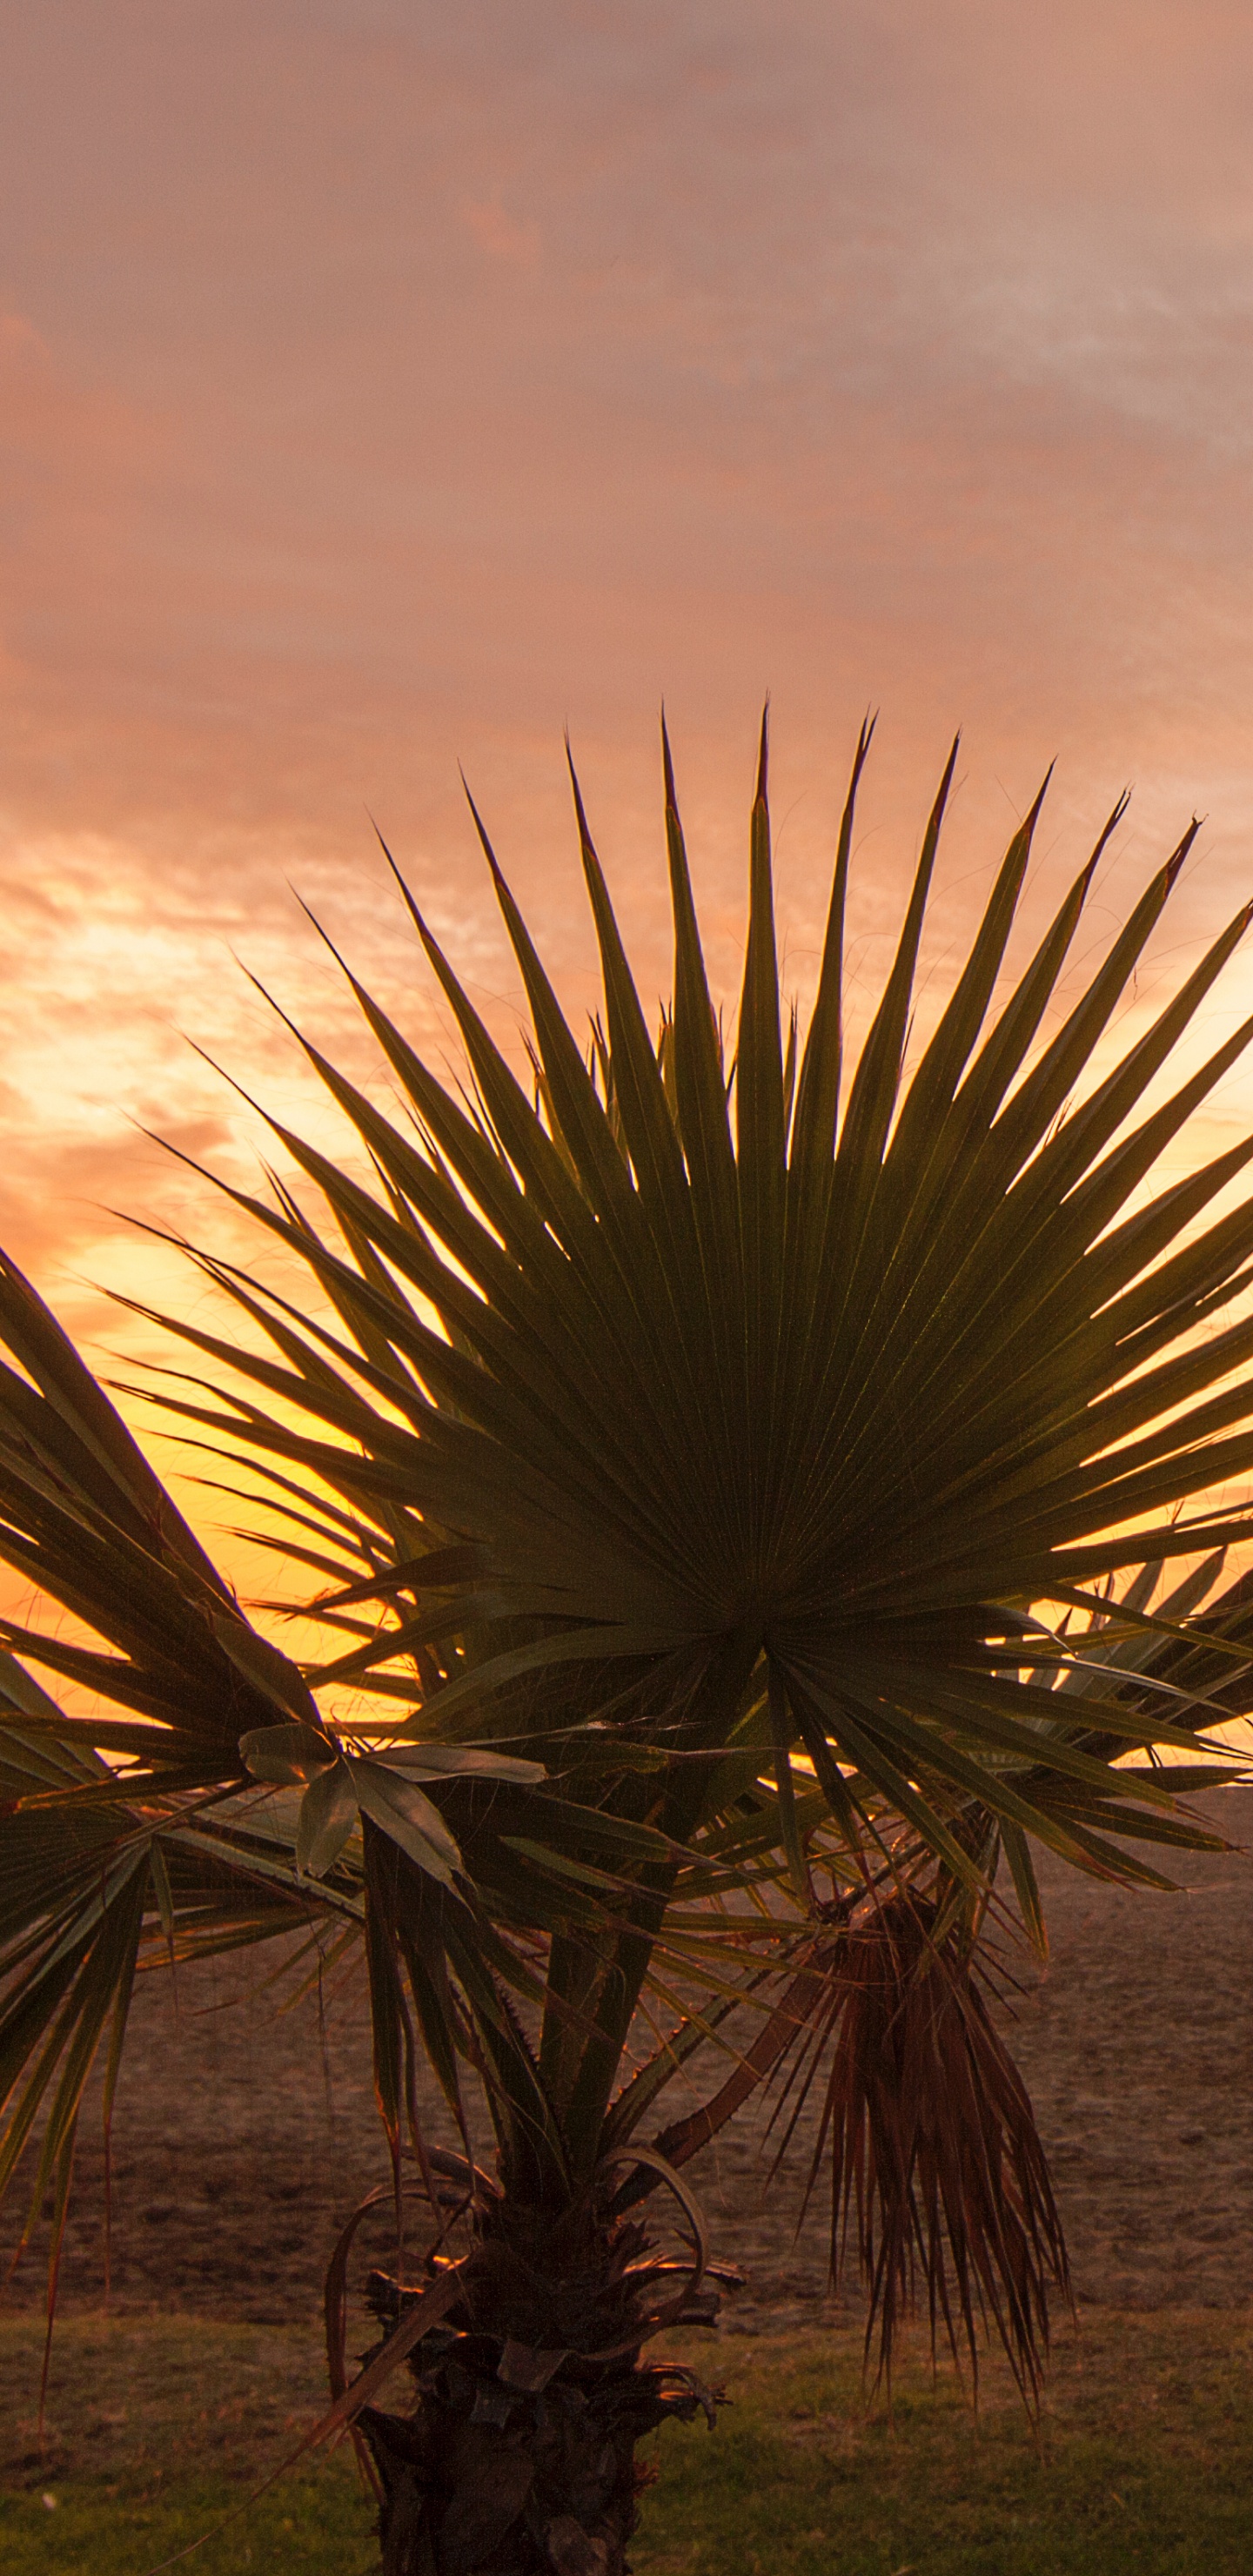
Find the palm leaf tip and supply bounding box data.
[754,697,769,808]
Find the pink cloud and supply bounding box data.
[463,196,541,266]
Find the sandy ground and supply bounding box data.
[3,1788,1252,2331]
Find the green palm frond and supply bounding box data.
[123,721,1253,1865]
[0,1251,575,2244]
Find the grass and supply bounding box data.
[0,2468,372,2574]
[636,2313,1253,2574]
[0,2316,372,2573]
[3,2310,1252,2572]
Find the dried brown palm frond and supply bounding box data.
[797,1895,1066,2407]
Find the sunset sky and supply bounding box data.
[6,0,1253,1375]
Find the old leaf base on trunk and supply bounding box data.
[354,2204,722,2576]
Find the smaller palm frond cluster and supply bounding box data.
[2,714,1253,2425]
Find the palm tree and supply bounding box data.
[4,716,1253,2574]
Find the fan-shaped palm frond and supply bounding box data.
[121,720,1253,1896]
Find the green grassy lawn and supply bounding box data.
[3,2311,1252,2573]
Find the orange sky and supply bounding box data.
[6,0,1253,1384]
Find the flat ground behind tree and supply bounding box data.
[3,1787,1252,2329]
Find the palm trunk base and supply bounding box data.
[357,2282,717,2576]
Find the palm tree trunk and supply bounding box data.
[357,2268,717,2575]
[359,2370,640,2575]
